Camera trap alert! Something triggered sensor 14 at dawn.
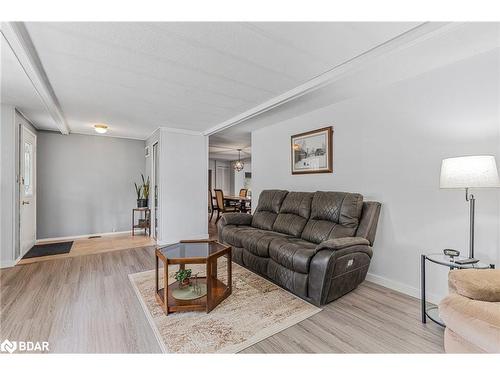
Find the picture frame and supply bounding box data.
[291,126,333,175]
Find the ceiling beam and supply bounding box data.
[1,22,70,134]
[203,22,459,136]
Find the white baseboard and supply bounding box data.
[0,260,17,269]
[156,233,209,247]
[36,230,132,244]
[1,254,24,269]
[366,272,441,305]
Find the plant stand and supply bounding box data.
[132,208,151,236]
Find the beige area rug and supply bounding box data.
[129,260,321,353]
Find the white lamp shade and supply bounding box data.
[440,155,500,189]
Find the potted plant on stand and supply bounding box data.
[174,269,192,288]
[134,174,150,208]
[134,182,146,208]
[141,174,150,207]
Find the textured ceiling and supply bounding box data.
[22,22,420,139]
[209,22,500,159]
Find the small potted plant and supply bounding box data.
[141,174,150,206]
[174,268,192,288]
[134,174,150,208]
[134,182,146,208]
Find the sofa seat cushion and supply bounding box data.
[222,225,260,248]
[241,230,289,258]
[269,237,317,274]
[439,293,500,353]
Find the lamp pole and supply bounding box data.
[465,187,475,259]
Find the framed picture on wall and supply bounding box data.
[291,126,333,174]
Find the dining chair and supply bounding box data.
[208,189,217,222]
[214,189,238,223]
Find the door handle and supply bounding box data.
[22,200,30,205]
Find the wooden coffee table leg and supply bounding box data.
[155,254,159,294]
[206,260,212,313]
[164,260,169,315]
[227,248,232,294]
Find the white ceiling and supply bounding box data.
[1,34,56,130]
[18,22,420,139]
[210,22,500,156]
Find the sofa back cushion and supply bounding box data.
[301,191,363,244]
[251,190,288,230]
[272,192,314,237]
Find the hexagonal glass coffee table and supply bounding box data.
[155,239,232,315]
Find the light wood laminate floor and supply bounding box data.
[0,221,444,353]
[18,233,155,265]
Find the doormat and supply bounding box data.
[22,241,73,259]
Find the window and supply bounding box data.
[24,141,33,196]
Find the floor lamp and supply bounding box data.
[440,155,500,259]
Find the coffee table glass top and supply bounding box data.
[158,241,228,259]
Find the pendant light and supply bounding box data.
[234,149,244,172]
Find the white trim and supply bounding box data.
[69,130,146,141]
[151,141,159,240]
[366,272,441,305]
[14,108,37,129]
[203,22,457,136]
[1,23,70,135]
[0,253,24,269]
[36,230,132,244]
[19,124,37,258]
[0,260,17,269]
[160,127,203,136]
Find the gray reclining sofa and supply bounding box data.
[218,190,381,306]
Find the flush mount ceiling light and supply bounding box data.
[94,124,108,134]
[234,149,244,172]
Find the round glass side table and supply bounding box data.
[420,253,494,327]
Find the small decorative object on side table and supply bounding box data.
[155,239,232,315]
[420,252,494,327]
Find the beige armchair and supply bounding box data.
[439,269,500,353]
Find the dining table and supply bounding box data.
[222,195,251,213]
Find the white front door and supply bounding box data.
[20,126,37,256]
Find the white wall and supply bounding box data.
[252,49,500,303]
[0,104,17,267]
[153,128,208,245]
[37,132,145,239]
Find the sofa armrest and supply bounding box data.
[316,237,370,251]
[217,213,253,245]
[309,240,373,306]
[220,213,253,226]
[449,269,500,302]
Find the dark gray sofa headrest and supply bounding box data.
[301,191,364,244]
[251,190,288,230]
[272,192,314,237]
